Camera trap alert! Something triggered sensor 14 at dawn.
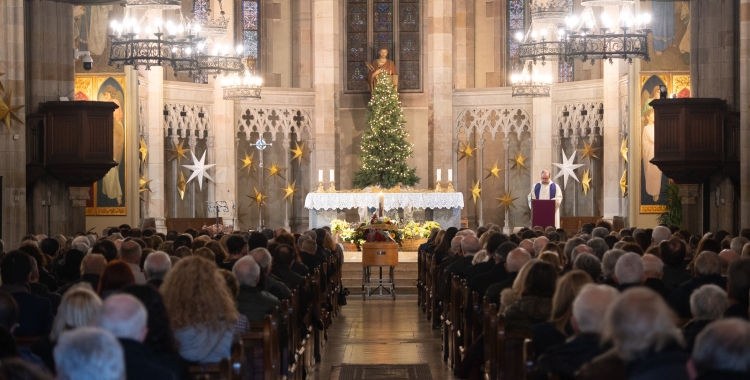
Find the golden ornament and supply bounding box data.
[138,174,153,201]
[496,190,519,209]
[266,162,286,181]
[281,180,300,202]
[139,137,148,164]
[577,141,600,164]
[0,72,5,93]
[620,169,628,197]
[0,89,25,130]
[484,160,503,182]
[177,171,187,200]
[247,187,269,211]
[508,151,529,177]
[470,180,482,204]
[167,140,190,165]
[581,169,592,196]
[620,138,629,162]
[239,150,256,174]
[458,142,477,162]
[290,141,309,165]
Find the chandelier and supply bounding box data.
[124,0,181,10]
[178,41,245,77]
[221,58,263,100]
[193,0,229,37]
[510,69,552,98]
[517,0,651,65]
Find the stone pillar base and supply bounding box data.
[68,187,90,234]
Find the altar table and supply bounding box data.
[304,192,464,229]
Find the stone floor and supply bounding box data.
[308,296,459,380]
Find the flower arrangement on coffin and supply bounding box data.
[355,214,403,246]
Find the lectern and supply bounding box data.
[531,199,556,229]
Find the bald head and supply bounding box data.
[119,240,142,265]
[506,248,532,273]
[250,248,273,274]
[533,237,549,256]
[81,253,107,275]
[520,239,534,256]
[461,236,481,256]
[233,256,261,287]
[451,236,464,254]
[718,249,740,276]
[99,294,148,342]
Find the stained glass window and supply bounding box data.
[193,0,210,23]
[238,0,260,65]
[558,61,573,83]
[507,0,526,75]
[346,0,422,92]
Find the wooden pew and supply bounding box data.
[430,255,441,330]
[483,299,498,380]
[459,281,474,357]
[417,250,425,309]
[442,272,453,363]
[425,254,434,322]
[244,312,281,380]
[471,291,482,344]
[450,275,464,368]
[523,338,534,380]
[496,314,532,380]
[188,339,242,380]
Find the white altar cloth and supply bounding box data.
[304,192,464,211]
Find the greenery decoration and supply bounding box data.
[657,182,682,229]
[352,72,419,189]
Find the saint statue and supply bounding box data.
[366,48,398,92]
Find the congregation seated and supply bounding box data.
[250,248,292,301]
[56,254,106,296]
[688,318,750,379]
[485,247,531,305]
[503,260,557,331]
[54,327,125,380]
[142,251,171,289]
[668,251,726,319]
[469,241,517,298]
[0,251,54,337]
[234,256,282,322]
[724,258,750,319]
[682,284,728,352]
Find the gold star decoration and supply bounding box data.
[581,169,592,196]
[458,142,477,162]
[484,160,503,182]
[0,89,25,130]
[620,169,628,197]
[177,171,187,200]
[265,162,286,181]
[247,187,269,211]
[620,138,629,162]
[496,190,519,209]
[166,140,190,165]
[470,180,482,204]
[577,141,601,164]
[281,180,300,202]
[0,72,5,93]
[238,150,256,174]
[138,174,153,201]
[508,151,529,177]
[290,141,309,165]
[139,137,148,164]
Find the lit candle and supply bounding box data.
[378,192,385,215]
[330,169,335,182]
[448,169,453,181]
[437,169,442,182]
[318,169,323,182]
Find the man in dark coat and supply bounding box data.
[0,251,53,337]
[233,257,280,322]
[668,252,726,319]
[470,242,518,297]
[688,318,750,380]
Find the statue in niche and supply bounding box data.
[366,48,398,92]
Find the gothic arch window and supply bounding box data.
[346,0,422,92]
[236,0,260,67]
[507,0,526,75]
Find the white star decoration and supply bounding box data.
[182,150,216,190]
[553,149,584,189]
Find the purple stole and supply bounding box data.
[534,182,556,200]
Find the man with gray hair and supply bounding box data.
[614,252,645,291]
[641,254,671,299]
[564,237,587,267]
[99,294,176,380]
[586,238,608,260]
[485,248,532,303]
[535,284,620,380]
[519,239,535,257]
[54,327,125,380]
[718,249,740,277]
[532,236,549,257]
[591,227,609,239]
[233,256,280,322]
[730,237,748,255]
[573,252,602,282]
[58,253,107,296]
[683,284,729,351]
[599,288,689,378]
[651,225,672,245]
[71,235,91,253]
[600,249,627,287]
[688,318,750,379]
[119,240,146,284]
[250,247,291,300]
[143,251,171,288]
[439,236,466,298]
[668,251,727,319]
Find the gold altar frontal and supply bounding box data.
[361,242,399,299]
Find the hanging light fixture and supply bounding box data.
[511,63,552,98]
[177,41,245,78]
[124,0,181,10]
[222,57,263,100]
[193,0,230,37]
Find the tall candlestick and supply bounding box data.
[437,169,442,182]
[378,192,385,217]
[330,169,335,182]
[318,169,323,182]
[448,169,453,181]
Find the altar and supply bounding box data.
[304,191,464,229]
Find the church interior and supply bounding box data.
[2,0,750,379]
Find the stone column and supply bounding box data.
[292,0,312,88]
[531,63,555,185]
[740,0,750,228]
[146,68,166,233]
[213,87,237,230]
[602,53,626,220]
[428,0,454,189]
[453,0,475,88]
[69,187,90,235]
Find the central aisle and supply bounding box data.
[309,296,460,379]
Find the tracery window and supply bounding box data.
[346,0,422,92]
[236,0,260,66]
[507,0,526,75]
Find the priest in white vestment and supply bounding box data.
[527,169,563,228]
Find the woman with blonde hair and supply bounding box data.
[31,285,102,373]
[161,256,238,364]
[499,259,538,314]
[530,270,593,355]
[539,251,563,272]
[432,230,446,252]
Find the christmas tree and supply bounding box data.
[352,72,420,189]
